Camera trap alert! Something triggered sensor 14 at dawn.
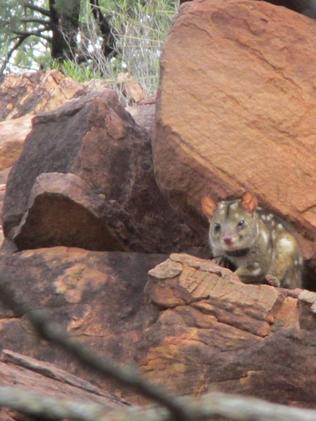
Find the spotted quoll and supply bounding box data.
[201,191,303,288]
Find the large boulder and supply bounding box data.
[2,89,200,253]
[1,249,316,407]
[154,0,316,260]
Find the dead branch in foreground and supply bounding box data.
[1,386,316,421]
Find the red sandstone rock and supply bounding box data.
[0,115,32,171]
[0,71,84,195]
[0,249,316,407]
[3,90,200,253]
[0,248,165,402]
[117,72,145,103]
[126,97,156,135]
[12,172,122,251]
[0,70,84,121]
[154,0,316,260]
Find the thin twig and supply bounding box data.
[12,29,52,42]
[0,35,28,76]
[19,17,51,25]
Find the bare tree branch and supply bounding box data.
[20,17,51,26]
[22,1,51,18]
[12,30,52,42]
[0,283,197,421]
[0,34,28,76]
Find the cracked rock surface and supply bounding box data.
[1,249,316,407]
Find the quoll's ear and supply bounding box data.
[201,195,217,219]
[241,191,257,212]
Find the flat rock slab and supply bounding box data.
[0,249,316,407]
[154,0,316,254]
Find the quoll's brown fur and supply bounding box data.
[201,192,303,288]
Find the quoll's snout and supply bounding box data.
[223,236,233,246]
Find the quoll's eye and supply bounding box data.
[213,223,221,234]
[237,219,246,229]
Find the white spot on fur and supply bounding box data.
[251,266,262,276]
[279,238,295,253]
[261,230,269,245]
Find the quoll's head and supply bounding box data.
[201,192,260,252]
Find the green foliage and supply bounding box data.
[56,0,80,18]
[0,0,180,96]
[0,1,51,73]
[82,0,180,94]
[52,59,102,82]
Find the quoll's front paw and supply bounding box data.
[265,274,281,288]
[212,256,225,266]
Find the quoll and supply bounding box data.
[201,191,303,288]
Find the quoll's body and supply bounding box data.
[201,192,303,288]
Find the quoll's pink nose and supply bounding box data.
[224,237,233,246]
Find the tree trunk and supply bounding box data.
[49,0,80,61]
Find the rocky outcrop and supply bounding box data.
[0,247,165,402]
[0,115,32,171]
[2,1,316,414]
[0,249,316,407]
[154,0,316,262]
[2,89,200,253]
[0,70,83,121]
